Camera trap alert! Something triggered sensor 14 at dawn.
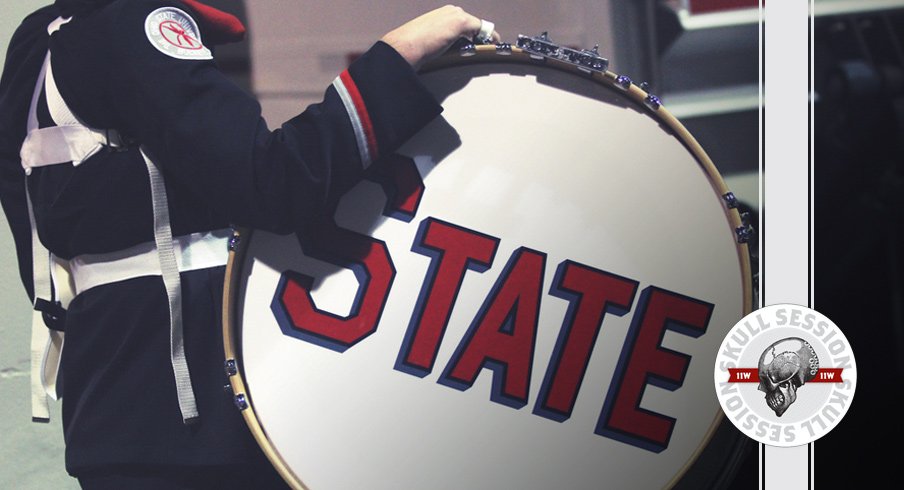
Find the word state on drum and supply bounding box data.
[270,154,716,454]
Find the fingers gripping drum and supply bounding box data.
[476,19,495,44]
[380,6,499,68]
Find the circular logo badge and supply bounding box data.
[144,7,213,61]
[713,304,856,447]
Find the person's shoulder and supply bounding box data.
[102,0,212,25]
[5,6,58,50]
[80,0,217,63]
[106,0,199,13]
[89,0,211,36]
[18,5,59,27]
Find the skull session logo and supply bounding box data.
[714,305,856,447]
[757,337,820,417]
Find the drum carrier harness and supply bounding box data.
[20,17,230,425]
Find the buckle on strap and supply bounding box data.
[104,129,134,152]
[33,298,66,331]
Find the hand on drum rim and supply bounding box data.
[381,5,501,69]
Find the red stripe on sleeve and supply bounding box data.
[339,70,379,160]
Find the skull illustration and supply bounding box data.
[757,337,819,417]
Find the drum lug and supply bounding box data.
[516,33,609,73]
[736,206,755,242]
[234,393,249,411]
[644,94,662,111]
[722,192,740,209]
[495,43,512,55]
[614,75,633,91]
[228,232,241,251]
[736,224,755,244]
[635,81,662,111]
[517,32,557,60]
[225,358,238,376]
[568,44,608,73]
[223,383,232,394]
[459,42,477,57]
[724,192,754,243]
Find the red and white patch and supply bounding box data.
[145,7,212,60]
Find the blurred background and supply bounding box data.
[813,0,904,488]
[1,0,901,488]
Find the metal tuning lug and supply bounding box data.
[495,43,512,55]
[638,81,662,110]
[459,42,477,57]
[722,192,739,209]
[561,43,609,73]
[224,358,238,377]
[234,393,249,411]
[735,223,755,244]
[228,232,241,251]
[516,33,609,73]
[517,32,559,60]
[614,75,633,91]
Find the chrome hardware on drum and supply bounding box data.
[224,42,753,490]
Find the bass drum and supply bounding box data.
[224,44,754,489]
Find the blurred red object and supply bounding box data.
[688,0,760,14]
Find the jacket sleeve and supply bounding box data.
[51,0,442,234]
[0,7,61,302]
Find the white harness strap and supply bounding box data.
[20,26,123,173]
[69,229,231,296]
[20,125,119,173]
[25,21,67,423]
[23,16,208,424]
[142,148,199,423]
[26,180,61,422]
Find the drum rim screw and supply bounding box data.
[644,94,662,111]
[234,393,248,411]
[723,192,739,209]
[228,233,241,251]
[225,358,238,377]
[736,224,755,244]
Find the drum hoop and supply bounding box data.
[222,45,754,490]
[223,230,309,489]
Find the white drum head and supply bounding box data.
[226,48,752,490]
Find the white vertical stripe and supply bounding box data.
[762,0,812,487]
[332,76,372,168]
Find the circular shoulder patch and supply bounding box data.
[144,7,213,60]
